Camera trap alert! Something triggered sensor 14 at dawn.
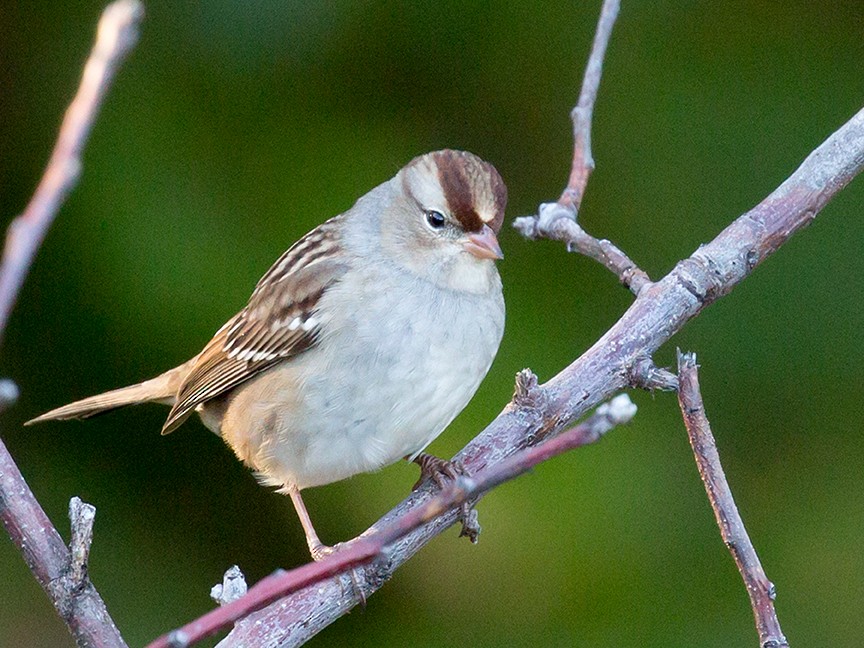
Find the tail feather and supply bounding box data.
[25,368,185,426]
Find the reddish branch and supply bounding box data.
[677,352,789,648]
[513,0,651,296]
[0,1,142,646]
[148,394,637,648]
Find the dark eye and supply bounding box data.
[425,210,446,229]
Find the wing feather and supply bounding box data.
[162,218,347,434]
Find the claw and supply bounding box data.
[410,453,480,543]
[412,453,466,490]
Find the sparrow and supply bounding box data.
[28,149,507,560]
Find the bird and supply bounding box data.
[27,149,507,561]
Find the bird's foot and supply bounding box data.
[411,453,481,543]
[412,452,466,490]
[309,542,337,562]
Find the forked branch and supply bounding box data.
[513,0,651,295]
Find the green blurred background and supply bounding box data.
[2,1,864,646]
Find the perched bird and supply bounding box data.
[28,149,507,560]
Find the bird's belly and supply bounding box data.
[217,285,503,490]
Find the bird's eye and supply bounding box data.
[425,210,446,229]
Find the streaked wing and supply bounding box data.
[162,217,347,434]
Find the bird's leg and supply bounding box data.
[285,484,367,606]
[286,484,332,561]
[409,453,481,543]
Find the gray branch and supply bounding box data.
[677,352,789,648]
[0,2,143,646]
[205,103,864,648]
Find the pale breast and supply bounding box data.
[222,261,504,490]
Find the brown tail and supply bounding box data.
[25,365,188,426]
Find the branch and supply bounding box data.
[513,0,651,295]
[0,0,143,347]
[0,447,127,648]
[677,352,789,648]
[560,0,618,210]
[0,1,143,645]
[629,354,680,392]
[147,394,637,648]
[151,102,864,648]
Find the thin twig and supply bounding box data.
[146,395,638,648]
[629,354,679,392]
[561,0,620,211]
[513,0,651,295]
[0,1,143,646]
[179,103,864,648]
[677,352,788,648]
[0,0,143,347]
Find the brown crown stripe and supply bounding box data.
[432,150,507,234]
[434,151,486,233]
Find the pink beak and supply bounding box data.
[465,224,504,260]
